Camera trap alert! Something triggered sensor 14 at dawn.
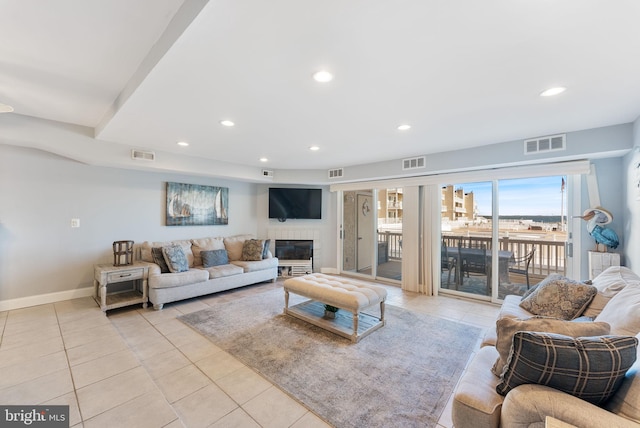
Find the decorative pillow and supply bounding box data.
[242,239,264,261]
[224,234,254,261]
[201,249,229,268]
[520,274,563,300]
[191,237,225,266]
[583,266,640,318]
[497,332,638,405]
[262,239,271,259]
[151,247,171,273]
[162,245,189,273]
[491,316,611,376]
[519,275,597,320]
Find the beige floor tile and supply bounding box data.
[290,411,332,428]
[154,364,212,403]
[70,348,141,389]
[152,318,193,336]
[62,323,122,350]
[172,384,237,428]
[42,391,82,427]
[0,324,61,350]
[0,336,64,368]
[164,327,212,349]
[76,366,156,420]
[128,335,176,360]
[243,386,308,428]
[139,307,183,325]
[142,348,191,379]
[0,350,68,390]
[172,299,211,315]
[2,315,58,337]
[0,368,74,405]
[461,312,497,329]
[196,350,244,381]
[216,365,272,405]
[163,419,187,428]
[209,407,260,428]
[176,336,222,362]
[66,335,127,367]
[83,390,178,428]
[58,312,111,335]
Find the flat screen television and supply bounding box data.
[269,188,322,220]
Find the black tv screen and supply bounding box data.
[269,188,322,220]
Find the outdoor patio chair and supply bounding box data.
[441,243,457,285]
[508,248,536,289]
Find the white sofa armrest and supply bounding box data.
[501,384,638,428]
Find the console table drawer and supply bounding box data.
[107,268,144,283]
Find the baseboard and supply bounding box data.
[0,287,94,312]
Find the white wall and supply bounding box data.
[623,117,640,270]
[0,145,260,303]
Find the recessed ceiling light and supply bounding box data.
[177,141,189,147]
[220,120,235,127]
[309,145,320,151]
[313,70,333,83]
[540,87,566,97]
[260,157,268,162]
[397,124,411,131]
[0,102,14,113]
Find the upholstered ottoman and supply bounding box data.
[283,273,387,342]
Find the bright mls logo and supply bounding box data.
[1,406,68,427]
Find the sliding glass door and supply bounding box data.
[440,176,568,301]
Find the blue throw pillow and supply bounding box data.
[201,249,229,268]
[497,331,638,405]
[162,245,189,273]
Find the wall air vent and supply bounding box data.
[328,168,344,179]
[131,149,155,161]
[402,156,426,170]
[262,169,274,178]
[524,134,566,155]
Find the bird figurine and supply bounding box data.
[575,207,619,251]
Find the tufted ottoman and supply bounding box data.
[283,273,387,342]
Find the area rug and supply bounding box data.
[178,288,481,428]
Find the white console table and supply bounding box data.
[278,259,312,277]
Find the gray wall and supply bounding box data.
[0,145,259,301]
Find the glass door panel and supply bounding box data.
[440,182,493,298]
[342,190,377,277]
[376,188,402,282]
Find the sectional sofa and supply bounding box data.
[453,266,640,428]
[139,234,278,310]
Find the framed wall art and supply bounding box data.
[166,182,228,226]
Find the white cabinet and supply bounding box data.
[588,251,620,280]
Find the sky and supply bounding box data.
[456,176,566,216]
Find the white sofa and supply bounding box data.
[452,266,640,428]
[139,234,278,310]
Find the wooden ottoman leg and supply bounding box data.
[380,301,386,323]
[284,290,290,313]
[352,311,359,342]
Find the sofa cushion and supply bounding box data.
[141,240,194,267]
[492,316,611,376]
[162,245,189,273]
[482,295,535,347]
[519,275,596,320]
[242,239,264,261]
[151,247,171,273]
[201,249,229,268]
[595,281,640,336]
[496,332,638,405]
[191,237,225,266]
[231,257,279,273]
[148,268,210,289]
[584,266,640,318]
[202,264,244,279]
[224,234,254,261]
[604,333,640,423]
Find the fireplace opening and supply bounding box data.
[275,239,313,261]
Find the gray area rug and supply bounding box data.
[178,288,481,428]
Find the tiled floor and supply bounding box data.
[0,279,500,428]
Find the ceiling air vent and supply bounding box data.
[402,156,426,170]
[328,168,344,179]
[131,149,155,161]
[524,134,566,155]
[262,169,274,178]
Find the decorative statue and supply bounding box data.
[575,207,619,252]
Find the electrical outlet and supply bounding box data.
[71,218,80,228]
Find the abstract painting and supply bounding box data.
[166,182,228,226]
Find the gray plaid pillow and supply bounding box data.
[497,331,637,404]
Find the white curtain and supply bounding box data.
[401,186,422,292]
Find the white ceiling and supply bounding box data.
[2,0,640,171]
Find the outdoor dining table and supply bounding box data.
[447,247,514,288]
